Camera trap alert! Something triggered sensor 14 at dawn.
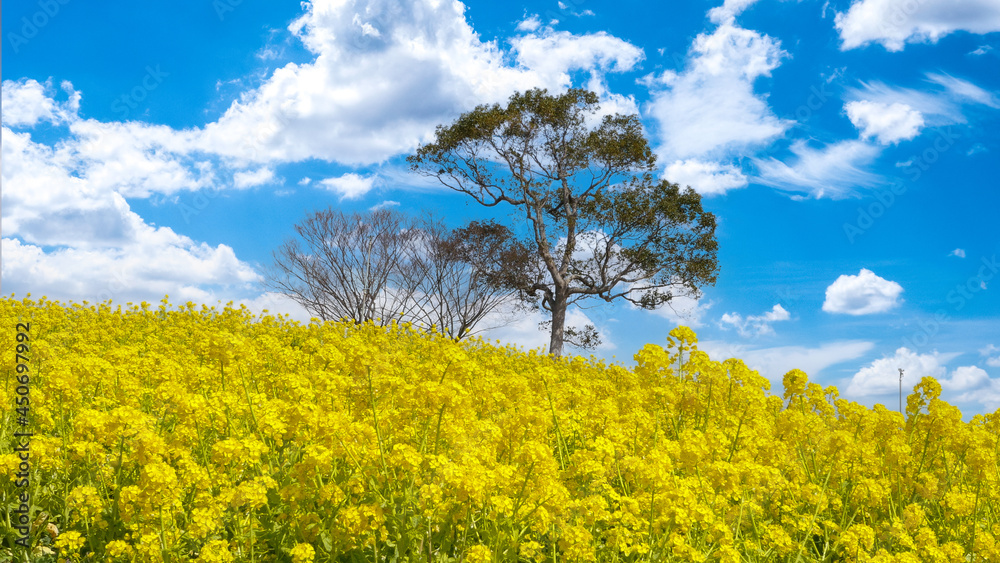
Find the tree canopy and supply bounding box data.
[408,88,719,357]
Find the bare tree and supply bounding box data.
[264,207,523,339]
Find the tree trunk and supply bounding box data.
[548,285,568,357]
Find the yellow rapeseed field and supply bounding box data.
[1,295,998,562]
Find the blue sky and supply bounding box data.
[3,0,999,415]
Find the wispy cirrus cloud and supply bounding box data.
[720,304,791,337]
[845,73,1000,128]
[699,339,875,384]
[754,139,882,198]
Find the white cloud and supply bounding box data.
[2,236,259,306]
[835,0,1000,51]
[822,268,904,315]
[719,304,791,337]
[845,100,924,144]
[846,347,958,396]
[318,173,378,199]
[940,365,989,391]
[510,30,643,123]
[516,14,542,32]
[1,120,259,307]
[473,304,615,354]
[699,339,875,384]
[233,167,276,188]
[645,22,790,163]
[981,344,1000,367]
[511,30,643,79]
[926,72,1000,109]
[950,248,967,258]
[665,159,748,195]
[754,139,882,198]
[970,45,993,56]
[957,378,1000,411]
[240,292,315,324]
[1,79,68,127]
[197,0,645,166]
[643,291,714,328]
[967,143,988,156]
[67,119,210,199]
[370,200,400,210]
[1,127,207,246]
[708,0,761,24]
[846,74,999,129]
[847,355,992,400]
[0,1,658,319]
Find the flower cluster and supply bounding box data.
[2,295,999,562]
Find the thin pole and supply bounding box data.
[898,368,904,413]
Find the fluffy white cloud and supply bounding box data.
[665,159,748,195]
[516,14,542,32]
[720,304,790,337]
[835,0,1000,51]
[754,140,882,198]
[510,30,643,84]
[708,0,761,24]
[699,339,875,384]
[2,127,202,247]
[233,168,276,188]
[957,378,1000,410]
[823,269,903,315]
[846,347,958,396]
[67,119,210,198]
[2,236,259,305]
[198,0,645,166]
[1,122,259,305]
[643,16,790,196]
[846,351,989,398]
[318,173,378,199]
[512,30,643,124]
[845,100,924,144]
[950,248,967,258]
[646,22,789,162]
[941,365,989,391]
[1,79,69,127]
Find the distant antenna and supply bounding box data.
[898,368,905,413]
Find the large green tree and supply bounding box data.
[408,88,719,357]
